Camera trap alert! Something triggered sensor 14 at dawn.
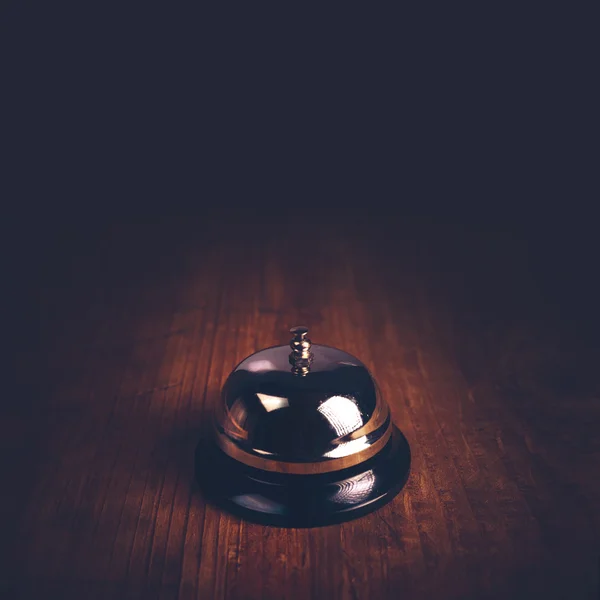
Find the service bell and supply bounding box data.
[195,326,410,527]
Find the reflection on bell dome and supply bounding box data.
[256,393,289,412]
[324,437,370,459]
[228,398,249,431]
[245,359,277,373]
[317,395,363,436]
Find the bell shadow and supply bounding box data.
[144,400,214,491]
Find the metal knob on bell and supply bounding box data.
[195,327,411,527]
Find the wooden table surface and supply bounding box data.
[5,214,600,599]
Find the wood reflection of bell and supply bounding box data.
[195,326,411,527]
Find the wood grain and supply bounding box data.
[4,215,600,599]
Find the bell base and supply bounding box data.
[195,426,411,528]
